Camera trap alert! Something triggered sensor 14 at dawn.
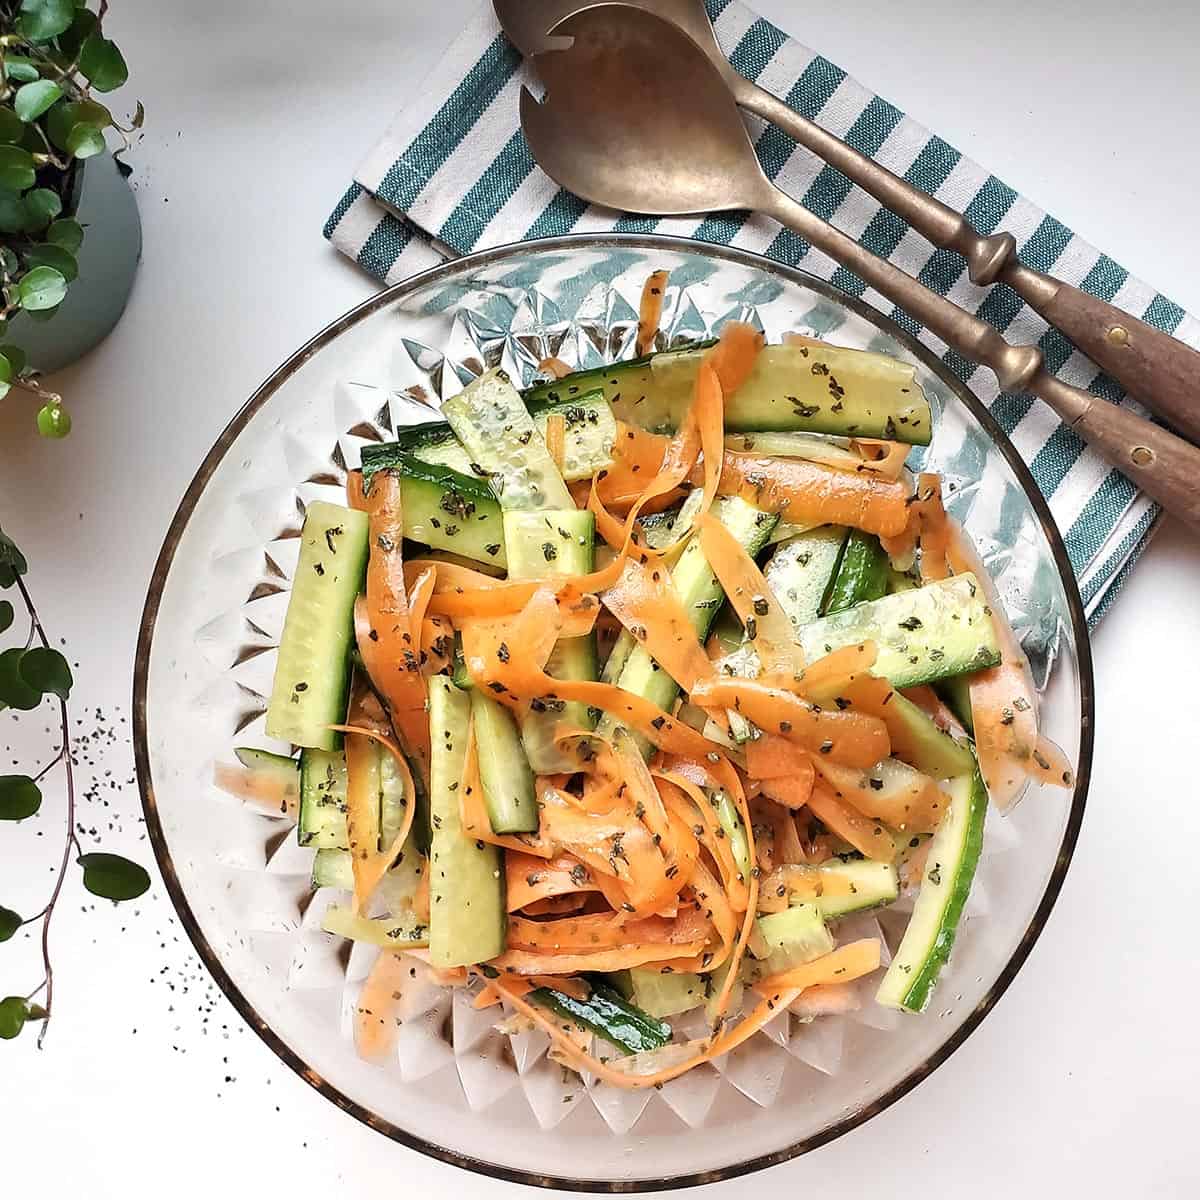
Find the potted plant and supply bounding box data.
[0,0,141,437]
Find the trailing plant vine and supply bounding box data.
[0,521,149,1044]
[0,0,142,437]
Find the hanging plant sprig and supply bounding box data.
[0,0,142,438]
[0,521,150,1044]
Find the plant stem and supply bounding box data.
[13,573,76,1049]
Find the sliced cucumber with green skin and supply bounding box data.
[745,903,834,982]
[636,488,705,553]
[935,674,976,736]
[596,496,778,754]
[321,906,429,949]
[876,771,986,1012]
[800,574,1000,689]
[443,368,574,510]
[823,531,890,615]
[546,343,931,442]
[811,859,899,919]
[620,967,705,1018]
[427,677,506,968]
[298,748,349,849]
[526,388,618,482]
[886,691,976,779]
[265,501,368,752]
[765,526,849,630]
[713,788,751,881]
[718,525,848,742]
[311,848,354,890]
[234,747,298,776]
[530,984,671,1054]
[359,452,507,569]
[365,388,616,484]
[503,508,598,772]
[470,689,538,834]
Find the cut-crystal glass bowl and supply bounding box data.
[134,235,1092,1190]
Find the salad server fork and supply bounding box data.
[495,0,1200,444]
[518,5,1200,531]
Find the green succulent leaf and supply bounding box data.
[14,79,64,123]
[79,33,128,93]
[19,647,72,699]
[0,600,12,633]
[0,191,25,235]
[0,775,42,820]
[4,58,41,85]
[18,265,67,310]
[16,0,75,41]
[0,109,25,145]
[65,122,106,159]
[46,217,84,254]
[23,241,76,281]
[0,650,40,709]
[0,526,27,587]
[0,345,26,374]
[0,146,37,192]
[79,852,151,902]
[47,99,111,152]
[23,188,64,232]
[0,906,21,942]
[0,995,31,1039]
[56,5,97,58]
[0,354,10,402]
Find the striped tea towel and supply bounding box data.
[324,0,1199,627]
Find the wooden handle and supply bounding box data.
[1007,269,1200,445]
[1036,373,1200,531]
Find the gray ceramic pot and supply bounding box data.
[11,152,142,373]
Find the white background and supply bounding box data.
[4,1,1199,1196]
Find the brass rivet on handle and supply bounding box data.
[1107,325,1130,346]
[1131,446,1154,466]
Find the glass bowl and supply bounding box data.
[133,235,1092,1190]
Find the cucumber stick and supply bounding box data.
[427,678,505,968]
[800,574,1000,689]
[876,771,986,1012]
[470,689,538,834]
[298,748,349,849]
[265,501,368,751]
[371,453,506,569]
[443,368,574,510]
[363,388,616,484]
[527,343,932,444]
[823,531,889,615]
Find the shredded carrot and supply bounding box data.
[636,269,670,356]
[354,950,410,1060]
[346,468,368,511]
[691,361,724,516]
[758,771,816,813]
[506,852,598,912]
[812,756,945,833]
[744,734,813,782]
[360,475,431,777]
[493,976,800,1088]
[212,761,298,818]
[601,557,714,692]
[329,719,419,913]
[753,938,882,995]
[697,512,803,674]
[537,356,573,380]
[545,411,566,473]
[944,519,1074,804]
[807,781,896,862]
[707,321,764,394]
[850,438,910,481]
[690,676,890,768]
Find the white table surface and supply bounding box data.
[4,1,1199,1195]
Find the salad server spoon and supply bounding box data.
[495,0,1200,444]
[518,5,1200,531]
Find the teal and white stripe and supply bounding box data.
[325,0,1197,627]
